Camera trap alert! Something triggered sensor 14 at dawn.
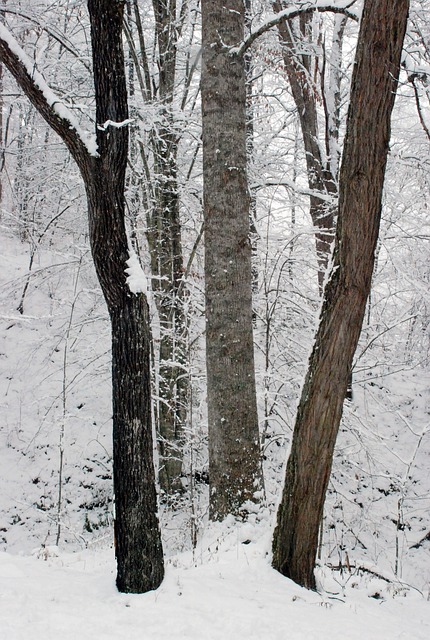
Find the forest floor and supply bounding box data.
[1,519,430,640]
[1,231,430,638]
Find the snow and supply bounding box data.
[1,6,429,632]
[2,228,428,638]
[0,24,98,157]
[1,524,429,640]
[125,250,148,294]
[97,119,135,132]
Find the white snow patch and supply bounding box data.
[97,119,134,131]
[0,524,429,640]
[125,250,148,294]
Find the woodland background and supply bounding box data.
[0,0,429,600]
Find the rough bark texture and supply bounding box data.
[0,0,165,593]
[272,0,410,590]
[201,0,263,520]
[88,0,164,593]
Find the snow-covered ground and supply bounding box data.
[1,231,430,637]
[1,523,430,640]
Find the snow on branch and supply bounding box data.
[0,6,92,73]
[402,50,430,83]
[232,1,360,57]
[0,24,97,160]
[255,177,336,203]
[97,119,135,131]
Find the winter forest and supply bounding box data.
[0,0,429,637]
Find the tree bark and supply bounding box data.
[272,0,410,590]
[0,0,165,593]
[201,0,263,519]
[87,0,165,593]
[130,0,188,495]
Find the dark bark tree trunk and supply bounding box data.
[201,0,263,520]
[86,0,165,594]
[272,0,410,590]
[87,0,164,593]
[0,0,164,593]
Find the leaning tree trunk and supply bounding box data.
[201,0,263,520]
[272,0,410,590]
[0,0,165,593]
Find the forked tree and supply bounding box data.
[272,0,410,589]
[0,0,164,593]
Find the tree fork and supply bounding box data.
[0,0,165,593]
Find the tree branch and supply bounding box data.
[411,79,430,142]
[0,23,96,169]
[0,7,92,72]
[253,178,336,203]
[232,1,359,58]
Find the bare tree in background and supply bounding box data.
[124,1,200,495]
[272,1,350,291]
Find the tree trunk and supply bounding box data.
[87,0,164,593]
[110,295,164,592]
[149,119,187,496]
[130,0,188,495]
[272,0,409,590]
[273,2,338,292]
[0,0,165,593]
[201,0,263,519]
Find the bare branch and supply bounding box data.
[0,7,92,72]
[253,178,336,203]
[233,1,359,58]
[411,79,430,141]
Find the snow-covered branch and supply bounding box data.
[0,24,97,164]
[97,119,134,131]
[0,6,92,72]
[232,1,359,57]
[402,50,430,82]
[253,178,336,203]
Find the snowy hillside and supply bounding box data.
[1,227,430,637]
